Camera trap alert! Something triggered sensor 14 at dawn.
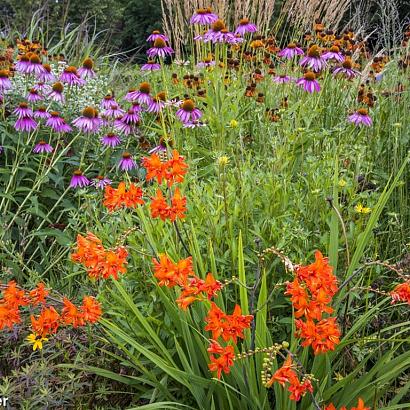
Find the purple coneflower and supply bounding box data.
[101,133,121,147]
[122,105,141,125]
[333,58,359,79]
[77,58,96,79]
[72,107,102,133]
[148,142,167,154]
[322,46,344,63]
[190,7,219,25]
[33,82,51,94]
[278,43,304,59]
[13,102,33,119]
[296,71,321,93]
[60,66,85,86]
[15,54,30,74]
[272,74,293,84]
[27,88,43,103]
[36,64,55,82]
[197,58,216,68]
[176,99,202,123]
[300,45,326,72]
[48,82,65,103]
[183,120,206,129]
[0,70,12,92]
[235,18,257,35]
[92,175,112,189]
[203,20,237,44]
[147,92,166,113]
[101,95,117,109]
[46,111,72,133]
[34,106,51,119]
[119,152,137,171]
[348,108,372,126]
[125,82,152,105]
[33,140,53,154]
[141,60,161,71]
[114,117,132,135]
[146,31,169,43]
[101,103,125,119]
[27,54,46,76]
[70,170,90,188]
[15,116,37,132]
[147,38,174,59]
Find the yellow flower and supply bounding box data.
[338,179,347,187]
[217,156,230,166]
[355,203,371,214]
[229,119,238,128]
[26,333,48,351]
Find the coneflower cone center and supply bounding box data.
[139,82,151,94]
[182,99,195,112]
[212,20,226,32]
[153,38,166,48]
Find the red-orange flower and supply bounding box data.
[80,296,102,323]
[150,188,187,222]
[266,356,296,387]
[103,182,144,212]
[29,282,49,305]
[0,301,21,330]
[142,153,167,184]
[324,398,369,410]
[3,280,28,308]
[165,150,188,186]
[296,317,341,355]
[142,149,188,186]
[152,254,194,287]
[390,281,410,304]
[205,302,253,344]
[266,356,313,402]
[31,306,60,337]
[285,251,341,354]
[61,298,85,327]
[207,340,235,379]
[71,232,128,280]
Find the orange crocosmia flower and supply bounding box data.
[103,182,144,212]
[288,377,313,402]
[29,282,49,305]
[266,356,296,387]
[142,153,167,184]
[0,301,21,330]
[170,187,187,221]
[296,251,338,297]
[31,306,60,337]
[152,254,194,287]
[3,280,28,308]
[72,233,128,280]
[99,247,128,280]
[150,189,171,221]
[296,317,341,355]
[205,302,253,344]
[351,398,370,410]
[390,281,410,304]
[176,295,197,310]
[61,297,85,327]
[150,188,187,222]
[323,405,338,410]
[201,273,222,299]
[165,150,188,186]
[81,296,102,323]
[207,341,235,379]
